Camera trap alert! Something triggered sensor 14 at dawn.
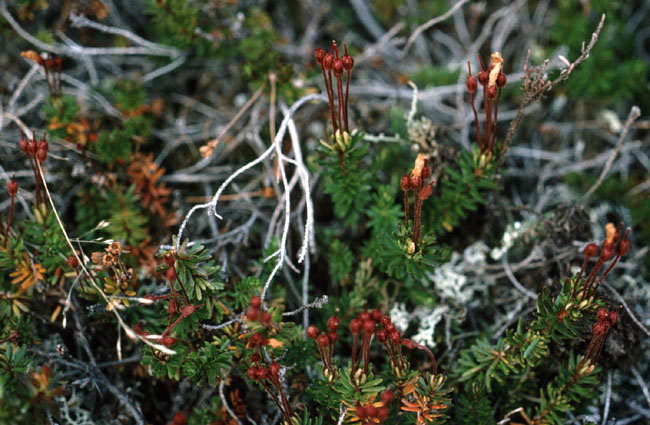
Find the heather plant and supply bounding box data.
[1,2,649,425]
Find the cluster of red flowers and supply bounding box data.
[466,52,507,155]
[307,314,339,378]
[582,308,618,366]
[354,389,394,424]
[18,130,49,206]
[245,296,293,423]
[308,307,438,379]
[401,154,434,252]
[314,41,354,135]
[574,222,630,300]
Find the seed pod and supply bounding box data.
[7,177,18,196]
[497,72,506,88]
[166,267,176,282]
[371,309,383,322]
[616,229,630,256]
[161,336,175,347]
[600,246,614,262]
[584,242,598,258]
[333,58,343,76]
[328,331,338,343]
[37,133,48,152]
[323,53,334,70]
[363,319,375,334]
[327,315,340,331]
[402,338,417,349]
[307,325,319,339]
[421,164,431,180]
[19,130,28,153]
[164,254,175,267]
[249,353,260,363]
[317,333,330,348]
[314,48,325,64]
[270,361,280,378]
[608,311,619,325]
[596,308,609,322]
[378,406,390,420]
[478,70,489,86]
[250,295,262,309]
[376,329,387,342]
[247,367,258,380]
[260,310,272,324]
[401,174,410,191]
[364,405,377,417]
[36,148,47,162]
[409,175,422,190]
[67,255,78,268]
[256,367,269,380]
[350,318,362,335]
[359,311,370,322]
[342,53,354,71]
[27,138,37,155]
[466,74,477,93]
[389,330,401,345]
[420,183,433,200]
[246,307,259,322]
[381,389,394,404]
[487,85,497,99]
[381,316,391,329]
[355,405,366,419]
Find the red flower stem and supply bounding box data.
[403,189,410,228]
[380,341,398,368]
[327,70,338,133]
[259,380,285,417]
[470,92,482,148]
[336,75,344,134]
[572,257,590,299]
[582,258,604,300]
[27,156,40,206]
[344,69,351,133]
[415,342,437,375]
[4,193,14,248]
[351,334,359,372]
[490,87,502,152]
[162,314,183,337]
[481,86,488,153]
[413,189,421,249]
[171,265,190,304]
[320,65,337,134]
[589,255,620,298]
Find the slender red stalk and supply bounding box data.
[4,192,15,248]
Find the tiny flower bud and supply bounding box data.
[419,183,433,200]
[584,242,598,258]
[616,229,630,256]
[323,53,334,70]
[328,331,338,343]
[247,367,259,380]
[376,329,387,342]
[608,311,619,325]
[410,175,422,190]
[378,406,390,420]
[314,48,325,64]
[381,316,391,329]
[260,310,272,324]
[596,308,609,323]
[36,148,48,162]
[161,335,176,347]
[389,330,401,345]
[250,295,262,309]
[497,72,506,88]
[317,333,330,348]
[327,316,340,332]
[307,325,319,339]
[381,389,394,404]
[487,85,497,99]
[421,164,431,180]
[168,298,178,314]
[363,319,375,335]
[256,367,269,380]
[342,53,354,71]
[364,405,377,417]
[19,130,28,153]
[593,322,607,336]
[466,74,477,93]
[359,312,370,322]
[7,177,18,196]
[401,174,410,191]
[355,405,366,418]
[67,255,78,268]
[478,70,489,86]
[27,139,37,155]
[249,353,260,363]
[333,58,343,76]
[246,307,259,322]
[600,246,614,262]
[166,267,176,282]
[350,318,362,335]
[371,309,383,322]
[38,133,48,152]
[270,361,280,378]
